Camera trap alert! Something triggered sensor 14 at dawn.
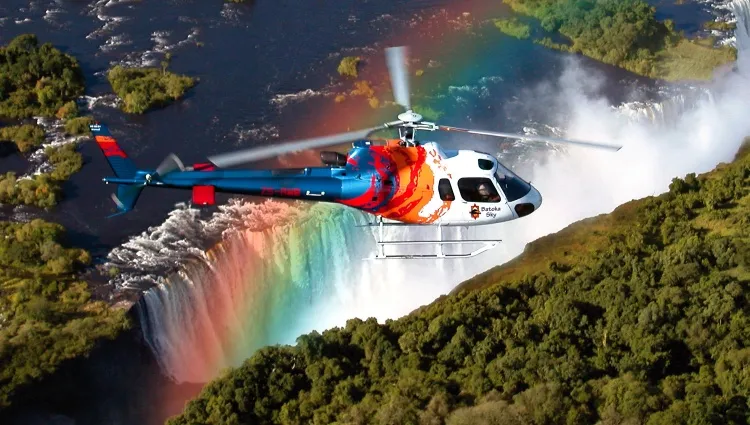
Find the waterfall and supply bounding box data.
[613,88,713,127]
[730,0,750,73]
[132,201,473,383]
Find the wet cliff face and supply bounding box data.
[2,308,202,425]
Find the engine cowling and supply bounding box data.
[193,185,215,206]
[320,151,347,167]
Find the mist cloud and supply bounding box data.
[510,57,749,248]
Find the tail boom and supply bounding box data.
[162,172,344,201]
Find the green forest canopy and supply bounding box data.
[0,219,130,409]
[494,18,532,40]
[338,57,361,78]
[503,0,737,80]
[0,34,85,119]
[107,65,196,114]
[0,124,46,153]
[0,34,91,208]
[0,143,85,209]
[167,139,749,425]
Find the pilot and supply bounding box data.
[478,182,500,202]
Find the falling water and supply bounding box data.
[729,0,750,73]
[136,203,360,381]
[133,200,468,383]
[614,88,713,127]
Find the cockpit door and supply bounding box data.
[452,177,511,223]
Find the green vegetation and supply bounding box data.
[503,0,737,81]
[46,144,84,181]
[107,65,196,114]
[0,33,127,412]
[335,80,381,108]
[0,121,88,208]
[0,32,90,206]
[412,104,444,121]
[0,124,46,153]
[166,142,750,423]
[0,144,84,208]
[55,100,79,120]
[704,21,736,32]
[338,56,361,78]
[654,38,738,81]
[0,34,85,119]
[494,17,531,39]
[63,116,94,136]
[0,219,130,408]
[0,173,59,208]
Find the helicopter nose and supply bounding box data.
[511,185,542,218]
[529,186,542,210]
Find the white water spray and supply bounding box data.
[730,0,750,73]
[129,201,465,382]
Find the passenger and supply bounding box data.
[477,182,501,202]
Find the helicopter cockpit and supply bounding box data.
[493,162,532,202]
[467,157,532,203]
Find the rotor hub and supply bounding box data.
[398,110,423,123]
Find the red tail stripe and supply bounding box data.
[95,136,128,158]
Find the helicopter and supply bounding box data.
[92,46,621,259]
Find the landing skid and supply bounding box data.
[358,218,501,260]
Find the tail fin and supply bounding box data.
[90,123,143,216]
[89,123,137,178]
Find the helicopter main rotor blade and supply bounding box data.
[385,46,411,111]
[437,125,622,152]
[207,125,388,168]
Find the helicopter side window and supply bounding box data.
[478,159,494,170]
[438,179,455,201]
[457,178,502,203]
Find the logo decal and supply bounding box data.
[470,204,480,220]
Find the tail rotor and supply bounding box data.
[106,153,185,216]
[153,153,185,179]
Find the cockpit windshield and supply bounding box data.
[494,163,531,202]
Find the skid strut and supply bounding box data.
[358,218,501,260]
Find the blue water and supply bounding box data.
[648,0,719,35]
